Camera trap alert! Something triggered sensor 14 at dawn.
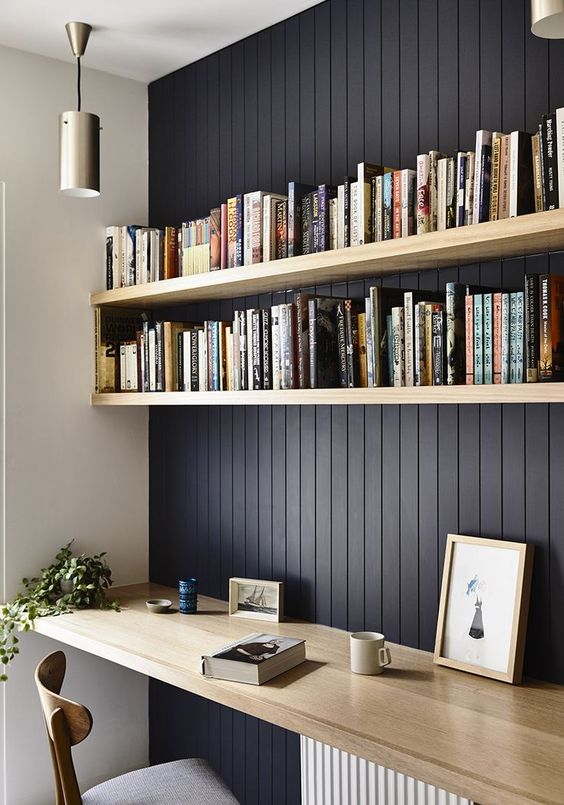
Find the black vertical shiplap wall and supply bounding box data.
[148,1,564,801]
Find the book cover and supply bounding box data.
[263,193,287,262]
[483,293,493,384]
[509,131,534,218]
[416,153,430,234]
[344,299,362,387]
[201,633,306,686]
[243,191,266,265]
[446,282,466,385]
[539,274,564,380]
[525,274,539,383]
[368,286,406,387]
[288,181,317,257]
[94,307,146,393]
[163,321,192,392]
[125,225,141,286]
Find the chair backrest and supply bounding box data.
[35,651,93,805]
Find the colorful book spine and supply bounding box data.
[425,303,434,386]
[392,171,402,239]
[383,172,394,240]
[541,113,558,210]
[465,294,474,384]
[501,293,511,384]
[318,185,337,252]
[493,292,503,384]
[404,291,415,387]
[227,194,243,268]
[437,157,447,231]
[465,151,475,225]
[358,312,368,387]
[401,169,416,237]
[220,203,228,269]
[432,304,444,386]
[365,299,374,387]
[473,295,483,384]
[414,302,426,386]
[337,185,345,248]
[532,133,544,213]
[557,107,564,209]
[539,274,564,381]
[446,157,456,229]
[446,282,466,385]
[416,154,430,234]
[456,152,466,227]
[489,133,503,221]
[483,293,493,384]
[525,275,539,383]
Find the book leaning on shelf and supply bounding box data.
[201,633,306,685]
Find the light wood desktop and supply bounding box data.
[32,583,564,805]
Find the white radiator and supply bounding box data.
[300,737,472,805]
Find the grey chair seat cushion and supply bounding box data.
[82,758,239,805]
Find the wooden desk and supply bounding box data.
[33,583,564,805]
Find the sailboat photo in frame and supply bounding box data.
[229,577,284,622]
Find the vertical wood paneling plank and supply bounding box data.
[285,16,301,180]
[208,407,221,597]
[549,403,564,681]
[364,0,382,163]
[245,407,259,579]
[207,54,220,209]
[314,2,332,182]
[196,407,210,591]
[480,0,502,132]
[184,67,197,217]
[399,0,419,166]
[272,406,287,584]
[232,710,246,802]
[245,716,259,805]
[232,406,246,577]
[286,406,301,617]
[257,30,273,191]
[330,0,348,183]
[437,0,458,153]
[331,405,348,631]
[258,404,273,581]
[418,0,438,154]
[299,10,316,186]
[220,408,233,599]
[347,0,365,171]
[231,42,246,195]
[502,0,526,132]
[272,724,286,805]
[315,405,332,626]
[271,24,286,193]
[219,49,233,200]
[458,0,480,148]
[300,406,316,621]
[364,404,383,632]
[195,62,208,212]
[382,406,400,643]
[347,404,365,632]
[244,37,259,192]
[399,403,419,646]
[381,0,400,166]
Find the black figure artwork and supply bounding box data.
[469,597,485,639]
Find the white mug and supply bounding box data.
[350,632,392,675]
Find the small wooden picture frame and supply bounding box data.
[434,534,534,684]
[228,578,284,623]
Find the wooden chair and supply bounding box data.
[36,651,239,805]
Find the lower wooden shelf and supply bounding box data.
[33,583,564,805]
[91,384,564,406]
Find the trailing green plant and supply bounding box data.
[0,541,119,681]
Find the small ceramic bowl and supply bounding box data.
[146,598,172,613]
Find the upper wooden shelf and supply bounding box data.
[91,209,564,308]
[33,582,564,805]
[91,384,564,406]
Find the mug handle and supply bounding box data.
[379,646,392,667]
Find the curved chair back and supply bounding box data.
[35,651,93,805]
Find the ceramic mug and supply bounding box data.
[350,631,392,675]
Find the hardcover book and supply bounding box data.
[473,130,493,223]
[308,297,340,389]
[288,181,316,257]
[525,275,539,382]
[416,153,430,234]
[539,274,564,381]
[227,194,243,268]
[95,307,146,393]
[509,131,534,218]
[541,113,558,211]
[201,633,306,686]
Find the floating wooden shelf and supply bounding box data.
[91,384,564,406]
[91,209,564,309]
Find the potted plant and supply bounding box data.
[0,541,119,680]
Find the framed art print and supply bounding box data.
[228,578,284,622]
[434,534,534,684]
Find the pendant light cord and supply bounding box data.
[77,56,81,111]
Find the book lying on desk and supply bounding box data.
[201,633,306,685]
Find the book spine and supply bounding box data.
[343,177,352,247]
[287,304,298,389]
[401,170,416,237]
[119,344,127,391]
[432,305,444,386]
[358,312,367,387]
[429,151,441,232]
[365,300,374,387]
[404,292,415,387]
[262,196,272,263]
[336,301,347,388]
[155,321,164,392]
[296,293,310,390]
[392,172,401,238]
[416,154,430,234]
[369,287,382,386]
[251,195,262,263]
[532,133,544,213]
[350,183,359,247]
[542,114,558,210]
[287,185,299,257]
[465,151,475,226]
[344,299,355,387]
[473,295,483,384]
[251,311,262,390]
[501,293,511,383]
[375,176,384,242]
[414,303,426,386]
[383,173,393,240]
[301,194,312,256]
[308,300,317,389]
[509,293,518,383]
[424,303,434,386]
[456,153,466,227]
[539,275,552,380]
[238,312,247,390]
[489,136,501,221]
[493,292,503,384]
[465,295,474,384]
[105,228,114,290]
[136,331,145,392]
[391,307,405,387]
[318,187,329,251]
[386,315,394,386]
[275,200,288,259]
[279,304,289,389]
[260,310,271,390]
[437,158,447,231]
[220,203,228,269]
[446,157,456,229]
[271,306,281,390]
[446,283,464,386]
[189,330,198,391]
[243,194,252,265]
[483,293,493,384]
[312,191,320,253]
[525,275,539,382]
[337,185,345,249]
[515,292,524,383]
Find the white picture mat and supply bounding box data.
[443,541,520,673]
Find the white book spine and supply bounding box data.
[126,343,138,391]
[404,292,415,387]
[509,130,519,218]
[350,181,359,246]
[329,197,338,250]
[243,193,253,266]
[246,308,254,390]
[391,307,405,387]
[357,163,367,245]
[401,169,415,237]
[232,331,240,391]
[262,196,272,263]
[120,344,127,391]
[416,154,430,235]
[337,185,345,249]
[365,298,374,387]
[437,158,447,231]
[465,151,475,225]
[556,108,564,209]
[428,151,441,232]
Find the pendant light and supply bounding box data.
[59,22,100,197]
[531,0,564,37]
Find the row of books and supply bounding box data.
[104,108,564,291]
[94,275,564,393]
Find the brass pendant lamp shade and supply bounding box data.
[531,0,564,37]
[59,22,100,197]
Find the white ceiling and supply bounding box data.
[0,0,324,83]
